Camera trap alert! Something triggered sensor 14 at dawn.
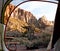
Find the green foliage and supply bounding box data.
[7,27,51,48]
[16,32,51,48]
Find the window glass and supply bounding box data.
[4,0,58,51]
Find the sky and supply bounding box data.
[10,0,58,21]
[11,0,58,5]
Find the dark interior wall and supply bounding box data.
[52,0,60,48]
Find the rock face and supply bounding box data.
[4,4,39,33]
[14,8,38,27]
[4,4,38,26]
[4,4,15,24]
[7,17,28,33]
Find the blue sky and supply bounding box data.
[11,0,58,21]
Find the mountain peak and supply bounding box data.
[38,16,54,28]
[41,15,47,21]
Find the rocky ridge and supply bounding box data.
[4,4,54,34]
